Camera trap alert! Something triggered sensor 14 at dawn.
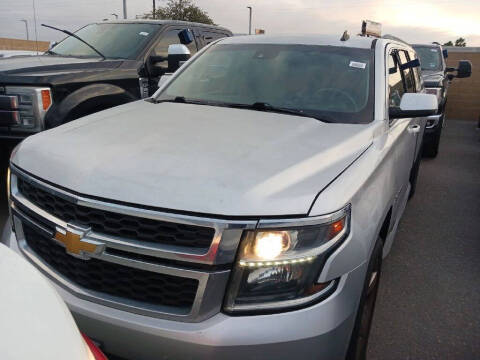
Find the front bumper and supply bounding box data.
[425,114,443,134]
[2,223,366,360]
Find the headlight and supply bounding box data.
[4,86,52,131]
[224,206,350,313]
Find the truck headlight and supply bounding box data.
[5,86,53,131]
[224,206,350,313]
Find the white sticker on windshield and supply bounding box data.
[349,61,366,69]
[430,49,438,52]
[139,32,149,36]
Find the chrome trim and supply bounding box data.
[225,279,337,312]
[10,164,352,320]
[10,164,257,266]
[258,204,350,228]
[12,209,230,322]
[426,114,442,129]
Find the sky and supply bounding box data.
[0,0,479,46]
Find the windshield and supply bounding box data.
[156,43,374,124]
[413,46,443,71]
[50,23,160,59]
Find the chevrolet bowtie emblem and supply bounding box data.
[53,225,104,260]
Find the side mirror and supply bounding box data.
[49,41,57,50]
[456,60,472,78]
[445,67,456,73]
[389,93,438,119]
[178,29,194,45]
[167,44,191,73]
[442,49,448,59]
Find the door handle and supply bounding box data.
[408,124,421,134]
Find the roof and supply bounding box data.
[219,34,377,49]
[97,19,231,33]
[411,43,442,48]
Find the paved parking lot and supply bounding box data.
[1,119,479,359]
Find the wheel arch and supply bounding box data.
[45,83,137,129]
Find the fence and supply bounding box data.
[444,47,480,121]
[0,37,50,52]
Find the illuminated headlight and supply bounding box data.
[224,206,350,313]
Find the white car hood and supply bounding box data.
[13,101,374,216]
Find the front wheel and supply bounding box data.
[346,238,383,360]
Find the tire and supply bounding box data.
[423,115,444,158]
[346,237,383,360]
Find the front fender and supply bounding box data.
[45,83,137,128]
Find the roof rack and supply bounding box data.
[382,34,409,45]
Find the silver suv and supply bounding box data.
[3,33,437,360]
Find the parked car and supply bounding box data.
[3,30,437,360]
[0,20,232,146]
[0,243,108,360]
[412,43,472,157]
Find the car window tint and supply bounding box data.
[408,51,423,92]
[398,51,415,93]
[201,31,228,45]
[152,28,197,59]
[159,44,375,124]
[388,51,405,109]
[51,23,160,59]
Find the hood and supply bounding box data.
[0,55,126,85]
[13,101,374,217]
[421,70,444,88]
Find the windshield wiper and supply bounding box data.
[224,102,331,122]
[41,23,106,60]
[154,97,217,105]
[44,49,58,55]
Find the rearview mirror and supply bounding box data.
[456,60,472,78]
[389,93,438,119]
[167,44,191,73]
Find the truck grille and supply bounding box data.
[18,178,215,249]
[23,224,199,310]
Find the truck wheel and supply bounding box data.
[423,116,444,158]
[346,237,383,360]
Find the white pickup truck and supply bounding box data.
[3,30,437,360]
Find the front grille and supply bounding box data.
[23,224,199,310]
[17,178,215,249]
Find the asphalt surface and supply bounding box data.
[0,120,479,359]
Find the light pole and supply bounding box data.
[247,6,252,35]
[152,0,156,19]
[123,0,127,19]
[110,13,118,19]
[20,19,29,40]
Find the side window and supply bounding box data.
[201,31,228,46]
[388,51,405,110]
[152,28,197,59]
[408,50,423,92]
[398,50,415,93]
